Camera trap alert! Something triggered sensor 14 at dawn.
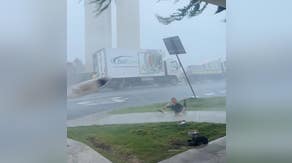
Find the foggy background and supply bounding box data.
[67,0,226,66]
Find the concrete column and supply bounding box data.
[84,2,113,72]
[116,0,140,49]
[84,0,141,72]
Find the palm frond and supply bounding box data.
[88,0,112,15]
[156,0,209,25]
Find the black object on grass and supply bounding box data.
[187,131,208,146]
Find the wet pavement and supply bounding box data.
[67,80,226,120]
[67,111,226,127]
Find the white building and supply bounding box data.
[85,0,140,72]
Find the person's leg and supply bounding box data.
[174,112,181,122]
[175,112,185,123]
[177,112,187,124]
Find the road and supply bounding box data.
[67,80,225,120]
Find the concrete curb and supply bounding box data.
[67,139,112,163]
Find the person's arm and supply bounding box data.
[160,103,170,112]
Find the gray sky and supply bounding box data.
[67,0,84,62]
[67,0,226,66]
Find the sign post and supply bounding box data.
[163,36,197,98]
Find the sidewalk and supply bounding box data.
[159,137,226,163]
[67,139,112,163]
[67,111,226,127]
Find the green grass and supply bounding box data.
[68,122,226,163]
[110,96,226,114]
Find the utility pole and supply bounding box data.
[175,54,196,98]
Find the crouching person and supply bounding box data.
[161,97,187,125]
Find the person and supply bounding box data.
[160,97,187,124]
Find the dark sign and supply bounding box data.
[163,36,186,55]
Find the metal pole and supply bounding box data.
[175,54,197,98]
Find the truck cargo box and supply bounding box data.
[93,48,165,78]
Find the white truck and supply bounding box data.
[92,48,180,89]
